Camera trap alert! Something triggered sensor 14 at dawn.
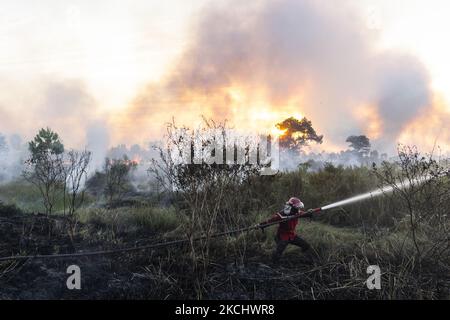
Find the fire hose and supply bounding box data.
[1,171,446,262]
[0,208,323,262]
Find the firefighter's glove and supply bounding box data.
[300,212,312,218]
[307,209,315,221]
[301,209,314,220]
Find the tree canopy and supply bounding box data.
[28,127,64,161]
[275,117,323,150]
[346,135,371,153]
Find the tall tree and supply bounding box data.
[29,127,64,161]
[24,128,65,215]
[276,117,323,151]
[346,135,371,154]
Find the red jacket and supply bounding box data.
[264,212,300,241]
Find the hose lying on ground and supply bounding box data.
[0,210,318,262]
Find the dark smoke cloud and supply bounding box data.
[124,0,432,152]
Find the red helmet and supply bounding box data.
[287,197,304,209]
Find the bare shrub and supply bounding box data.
[149,118,265,296]
[104,156,137,205]
[62,150,91,240]
[374,145,449,258]
[23,152,65,216]
[373,145,450,295]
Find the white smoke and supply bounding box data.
[122,0,432,154]
[86,120,110,171]
[0,133,28,184]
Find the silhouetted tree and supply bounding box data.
[346,135,371,155]
[276,117,323,151]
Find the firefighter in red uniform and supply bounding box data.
[258,197,313,263]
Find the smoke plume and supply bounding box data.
[117,0,436,153]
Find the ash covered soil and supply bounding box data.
[0,211,159,299]
[0,209,337,300]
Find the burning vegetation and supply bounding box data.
[0,122,449,299]
[1,0,450,301]
[275,117,323,151]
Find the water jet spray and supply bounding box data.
[315,170,450,216]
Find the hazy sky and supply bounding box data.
[0,0,206,108]
[359,0,450,100]
[0,0,449,152]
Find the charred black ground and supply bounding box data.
[0,186,448,300]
